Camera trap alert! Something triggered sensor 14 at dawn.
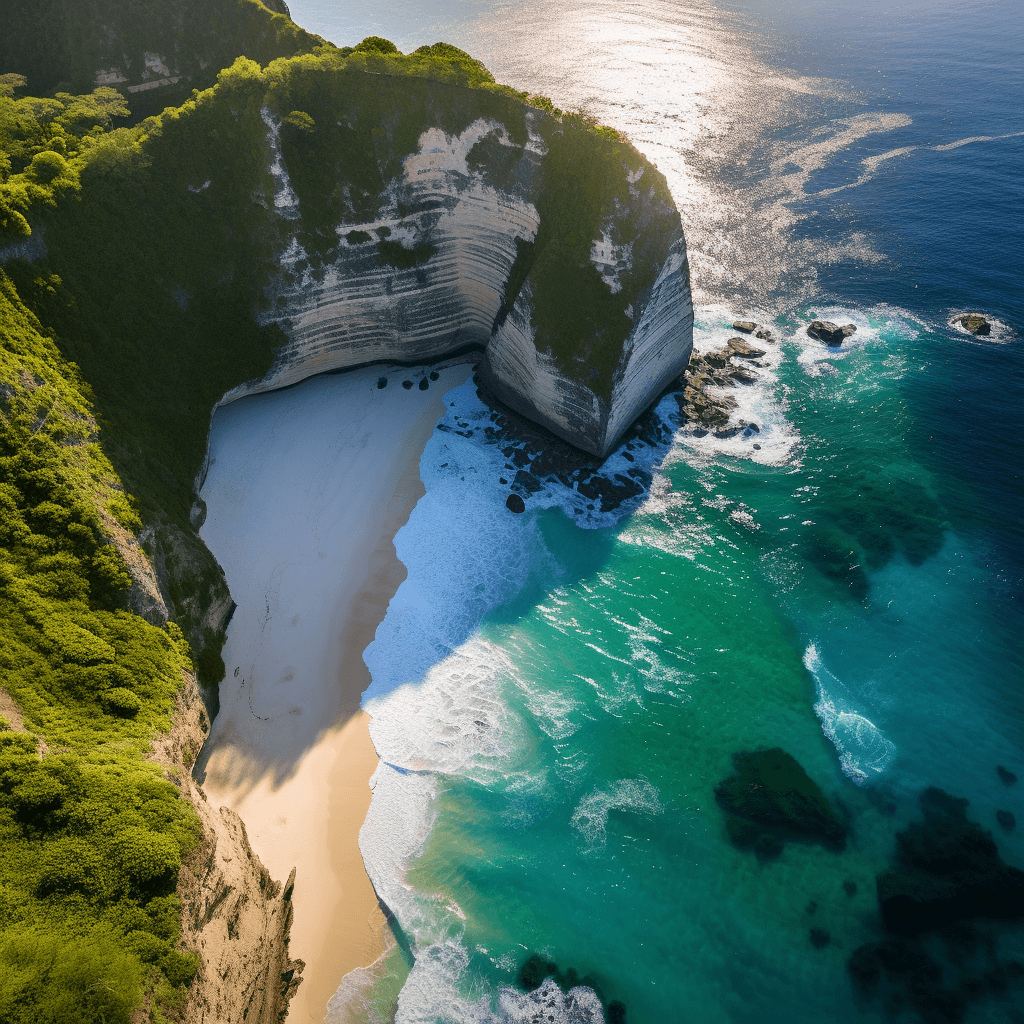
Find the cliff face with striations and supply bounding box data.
[212,56,693,457]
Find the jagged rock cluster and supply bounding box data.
[674,319,774,437]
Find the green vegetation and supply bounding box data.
[523,112,678,400]
[0,271,202,1022]
[0,77,129,239]
[376,239,437,269]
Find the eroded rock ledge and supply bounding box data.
[149,673,303,1024]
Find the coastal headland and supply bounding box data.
[0,9,694,1022]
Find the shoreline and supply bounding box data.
[195,361,474,1022]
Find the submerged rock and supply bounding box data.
[955,313,991,336]
[377,376,388,389]
[807,320,857,346]
[996,810,1015,832]
[877,788,1024,935]
[997,765,1017,786]
[715,748,847,855]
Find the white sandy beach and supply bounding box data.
[196,362,473,1022]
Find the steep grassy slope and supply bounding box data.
[0,271,204,1023]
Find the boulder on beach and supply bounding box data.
[955,313,991,336]
[513,469,543,493]
[715,748,848,855]
[807,320,857,346]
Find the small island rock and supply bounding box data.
[506,493,526,514]
[733,321,757,333]
[727,337,767,359]
[955,313,991,336]
[807,320,857,346]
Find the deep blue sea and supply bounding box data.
[276,1,1023,1020]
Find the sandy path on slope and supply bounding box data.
[196,362,472,1023]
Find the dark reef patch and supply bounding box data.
[517,954,626,1023]
[877,788,1024,935]
[849,788,1024,1023]
[715,748,847,857]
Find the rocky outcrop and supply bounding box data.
[674,338,769,435]
[216,85,692,458]
[148,672,303,1024]
[954,313,991,336]
[807,319,857,346]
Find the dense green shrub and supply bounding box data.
[0,274,202,1019]
[0,924,144,1024]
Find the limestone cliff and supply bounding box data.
[214,60,693,457]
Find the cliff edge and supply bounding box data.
[221,48,694,456]
[149,671,303,1024]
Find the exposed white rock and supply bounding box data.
[218,107,693,456]
[590,226,632,295]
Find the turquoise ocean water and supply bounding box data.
[267,1,1023,1020]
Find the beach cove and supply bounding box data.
[194,361,473,1021]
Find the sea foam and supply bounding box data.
[805,643,897,784]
